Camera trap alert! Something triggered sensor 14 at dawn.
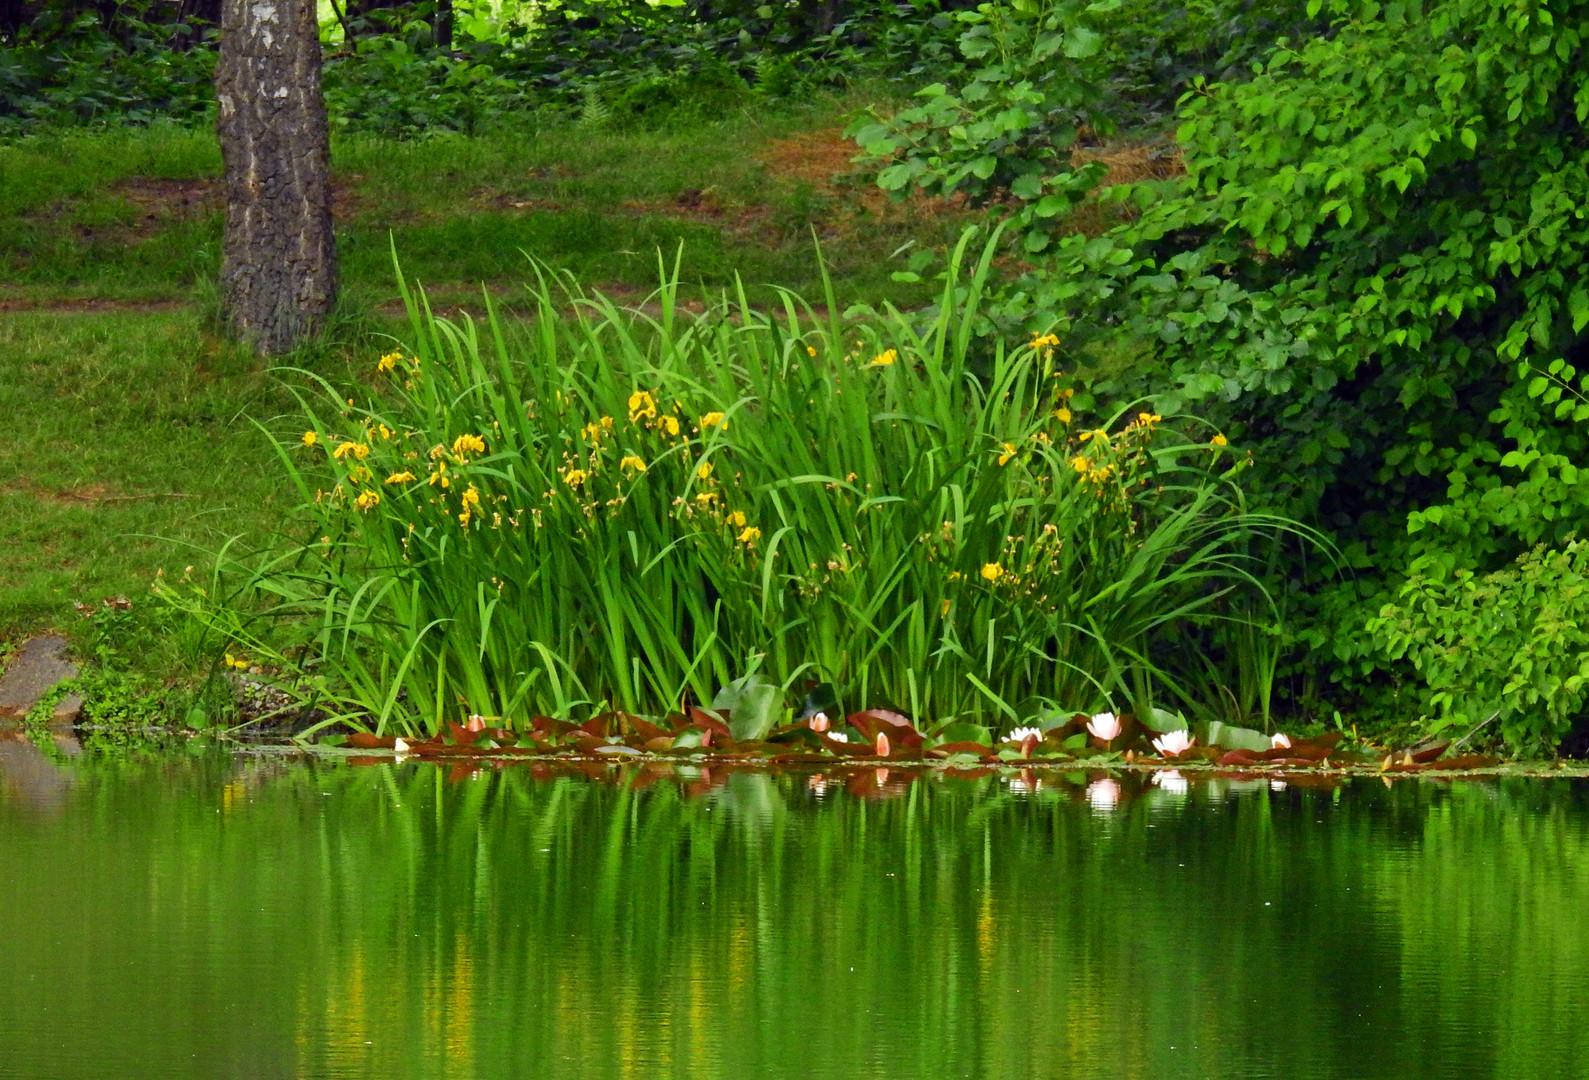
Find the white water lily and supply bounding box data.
[1008,725,1044,743]
[1086,712,1122,742]
[827,731,849,743]
[1152,769,1189,796]
[1271,732,1292,749]
[1151,729,1196,757]
[1087,777,1122,813]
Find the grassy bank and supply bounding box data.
[0,94,976,630]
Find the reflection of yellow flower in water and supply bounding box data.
[302,431,318,447]
[981,562,1003,582]
[385,471,416,484]
[870,349,898,367]
[738,526,761,544]
[620,454,647,473]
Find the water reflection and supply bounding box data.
[0,754,1586,1079]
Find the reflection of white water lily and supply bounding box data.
[808,711,830,733]
[1152,769,1189,795]
[1271,732,1292,749]
[1151,729,1195,757]
[1270,779,1288,792]
[1087,777,1122,812]
[827,732,849,743]
[1008,725,1044,743]
[1086,712,1122,742]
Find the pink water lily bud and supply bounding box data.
[875,731,891,757]
[465,715,486,732]
[1151,729,1195,757]
[808,711,830,733]
[1271,732,1292,749]
[1086,712,1123,742]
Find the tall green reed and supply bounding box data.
[171,231,1299,733]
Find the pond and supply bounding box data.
[2,739,1587,1079]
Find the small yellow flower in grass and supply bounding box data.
[981,562,1004,582]
[806,346,817,357]
[564,469,588,487]
[333,441,370,461]
[301,431,318,447]
[582,421,605,443]
[947,571,963,582]
[354,489,381,511]
[1070,455,1090,473]
[452,433,486,459]
[377,352,401,373]
[628,390,657,421]
[1137,411,1162,427]
[737,525,761,544]
[700,411,726,430]
[658,415,680,438]
[870,348,898,367]
[1211,433,1228,446]
[620,454,647,473]
[695,492,717,506]
[997,442,1017,466]
[1031,332,1060,348]
[385,471,416,485]
[377,424,393,441]
[941,598,952,617]
[1054,406,1072,424]
[462,484,481,508]
[697,461,714,480]
[726,510,746,528]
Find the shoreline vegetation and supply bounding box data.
[7,0,1589,764]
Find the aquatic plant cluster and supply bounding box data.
[175,240,1291,734]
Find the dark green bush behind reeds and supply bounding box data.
[174,233,1297,733]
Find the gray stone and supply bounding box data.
[0,635,82,728]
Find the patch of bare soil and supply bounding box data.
[0,480,193,507]
[0,294,189,314]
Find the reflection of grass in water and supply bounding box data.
[15,759,1587,1078]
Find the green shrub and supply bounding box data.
[165,234,1294,733]
[1368,540,1589,756]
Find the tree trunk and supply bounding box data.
[215,0,337,355]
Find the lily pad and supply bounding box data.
[712,674,783,742]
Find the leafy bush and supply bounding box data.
[165,234,1293,733]
[854,0,1589,743]
[1369,541,1589,755]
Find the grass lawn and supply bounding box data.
[0,93,977,655]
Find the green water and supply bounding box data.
[1,741,1587,1080]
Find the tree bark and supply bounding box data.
[215,0,337,355]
